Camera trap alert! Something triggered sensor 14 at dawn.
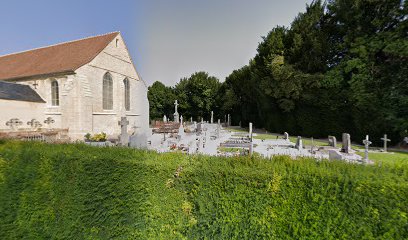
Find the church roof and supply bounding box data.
[0,32,119,81]
[0,81,45,103]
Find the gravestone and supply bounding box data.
[283,132,289,141]
[27,119,42,130]
[6,118,23,131]
[190,117,193,123]
[211,111,214,124]
[328,136,337,148]
[380,134,391,152]
[129,132,147,149]
[295,136,303,150]
[341,133,351,153]
[163,115,167,122]
[249,122,253,140]
[362,135,372,163]
[178,115,185,138]
[118,117,129,146]
[173,100,179,123]
[227,114,231,127]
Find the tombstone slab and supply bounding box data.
[341,133,351,153]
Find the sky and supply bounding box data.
[0,0,311,86]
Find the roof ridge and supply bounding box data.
[0,31,120,59]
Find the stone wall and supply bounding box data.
[0,99,46,130]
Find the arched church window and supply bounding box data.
[124,78,130,111]
[51,80,59,106]
[103,72,113,110]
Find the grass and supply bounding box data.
[0,140,407,239]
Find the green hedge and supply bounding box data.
[0,141,407,239]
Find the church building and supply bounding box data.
[0,32,149,140]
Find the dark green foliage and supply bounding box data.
[148,72,224,122]
[219,0,408,145]
[1,141,408,239]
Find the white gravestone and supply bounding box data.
[295,136,303,150]
[211,111,214,124]
[173,100,179,123]
[380,134,391,152]
[362,135,372,163]
[341,133,351,153]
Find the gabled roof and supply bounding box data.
[0,32,119,81]
[0,81,45,102]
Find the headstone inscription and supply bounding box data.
[362,135,372,163]
[341,133,351,153]
[118,117,129,146]
[380,134,391,152]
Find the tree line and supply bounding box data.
[148,0,407,145]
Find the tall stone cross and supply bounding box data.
[173,100,179,123]
[118,117,129,146]
[380,134,391,152]
[362,135,372,163]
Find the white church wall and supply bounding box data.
[0,99,45,131]
[76,33,149,138]
[2,33,150,141]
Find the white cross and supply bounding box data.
[380,134,391,152]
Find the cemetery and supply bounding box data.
[1,0,407,239]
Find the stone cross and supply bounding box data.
[43,117,55,129]
[27,119,42,130]
[341,133,351,153]
[380,134,391,152]
[163,115,167,122]
[211,111,214,124]
[6,118,23,131]
[362,135,372,162]
[295,136,303,150]
[118,117,129,146]
[173,100,179,123]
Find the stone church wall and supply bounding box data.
[0,99,45,130]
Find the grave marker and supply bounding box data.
[380,134,391,152]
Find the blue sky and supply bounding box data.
[0,0,311,86]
